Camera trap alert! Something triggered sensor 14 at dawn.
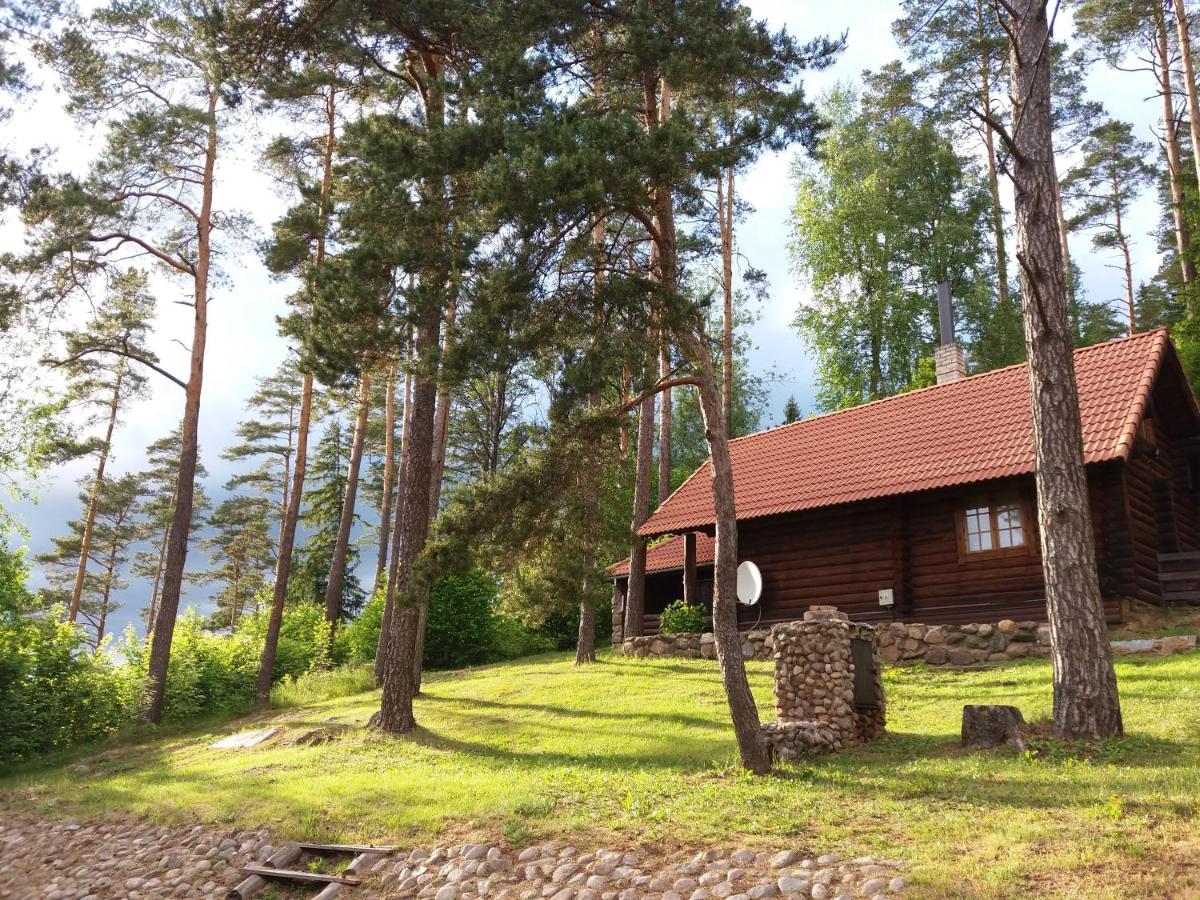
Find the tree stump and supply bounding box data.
[961,705,1027,751]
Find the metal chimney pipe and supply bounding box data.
[937,281,954,346]
[934,280,967,384]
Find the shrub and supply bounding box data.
[424,572,497,669]
[659,599,706,634]
[490,615,556,661]
[124,611,259,724]
[343,588,384,664]
[0,608,141,767]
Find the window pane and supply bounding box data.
[964,503,993,552]
[995,502,1024,549]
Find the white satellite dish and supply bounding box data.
[736,561,763,606]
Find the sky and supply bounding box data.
[2,0,1170,640]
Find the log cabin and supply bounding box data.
[607,328,1200,638]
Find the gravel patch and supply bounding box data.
[0,818,908,899]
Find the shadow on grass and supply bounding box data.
[419,692,728,730]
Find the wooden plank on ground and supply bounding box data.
[297,842,397,854]
[238,865,362,886]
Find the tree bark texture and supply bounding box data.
[374,364,398,593]
[675,325,770,774]
[412,297,457,692]
[255,371,314,704]
[144,91,218,724]
[1154,3,1197,289]
[658,337,672,504]
[377,309,440,734]
[719,168,734,435]
[1005,0,1123,740]
[323,371,371,628]
[70,358,126,623]
[623,386,655,639]
[1173,0,1200,198]
[575,591,597,665]
[376,350,413,683]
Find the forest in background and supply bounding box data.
[0,0,1197,763]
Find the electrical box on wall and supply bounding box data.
[878,588,894,607]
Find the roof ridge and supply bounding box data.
[726,328,1169,448]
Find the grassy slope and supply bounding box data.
[3,652,1200,899]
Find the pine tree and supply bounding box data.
[1072,0,1198,295]
[37,472,143,651]
[223,362,305,535]
[27,0,240,724]
[782,397,801,424]
[133,427,209,636]
[1062,120,1157,334]
[200,495,275,631]
[996,0,1123,740]
[895,0,1014,316]
[294,415,365,619]
[45,270,153,623]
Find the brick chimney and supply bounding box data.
[934,280,966,384]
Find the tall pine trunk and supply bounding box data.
[658,338,672,503]
[976,0,1011,311]
[1006,0,1122,740]
[144,91,218,724]
[1173,0,1200,196]
[623,385,655,639]
[146,516,170,637]
[376,354,413,683]
[374,364,398,593]
[377,309,440,734]
[69,358,126,622]
[273,400,294,581]
[322,371,370,629]
[255,371,314,704]
[1154,3,1196,290]
[1114,172,1135,334]
[719,168,734,434]
[411,297,457,691]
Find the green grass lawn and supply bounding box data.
[3,651,1200,898]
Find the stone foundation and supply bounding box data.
[878,620,1051,665]
[762,606,885,758]
[621,629,773,661]
[621,619,1199,666]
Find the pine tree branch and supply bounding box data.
[86,232,195,275]
[48,340,187,390]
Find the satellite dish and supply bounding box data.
[736,561,763,606]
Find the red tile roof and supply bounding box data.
[639,329,1180,538]
[605,532,715,577]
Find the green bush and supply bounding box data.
[124,611,259,724]
[0,608,141,767]
[490,614,557,661]
[271,663,376,707]
[343,588,384,664]
[659,599,707,634]
[424,572,497,669]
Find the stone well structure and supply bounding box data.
[761,606,886,759]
